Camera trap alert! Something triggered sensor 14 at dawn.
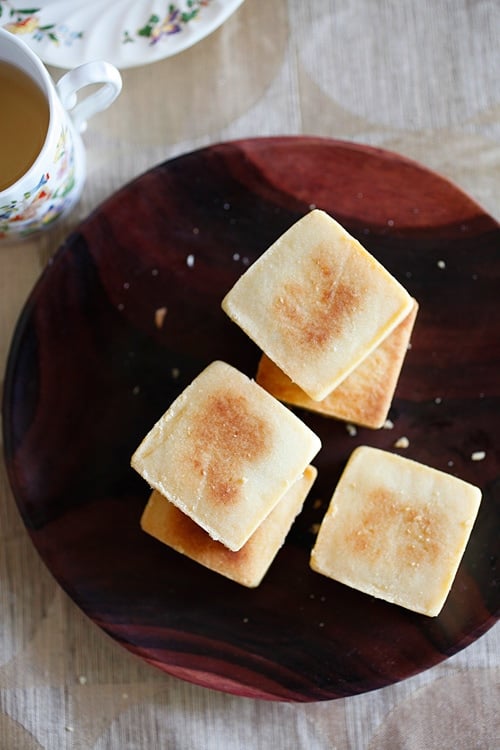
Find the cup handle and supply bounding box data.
[56,61,122,133]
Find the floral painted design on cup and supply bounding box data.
[0,125,80,238]
[0,27,121,241]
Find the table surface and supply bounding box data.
[1,2,499,748]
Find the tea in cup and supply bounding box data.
[0,28,122,240]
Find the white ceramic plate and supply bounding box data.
[0,0,244,69]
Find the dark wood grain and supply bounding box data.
[3,137,499,701]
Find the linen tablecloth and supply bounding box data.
[1,2,499,747]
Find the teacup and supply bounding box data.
[0,27,122,241]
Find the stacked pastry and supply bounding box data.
[131,361,320,587]
[222,209,417,429]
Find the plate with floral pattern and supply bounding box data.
[0,0,244,69]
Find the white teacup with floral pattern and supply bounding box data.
[0,27,122,241]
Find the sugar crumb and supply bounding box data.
[78,675,87,685]
[434,397,442,404]
[383,419,394,430]
[132,385,140,396]
[437,260,446,269]
[186,254,195,268]
[171,367,180,379]
[233,253,240,261]
[394,436,410,449]
[192,227,200,235]
[151,268,159,276]
[471,450,486,461]
[346,423,357,437]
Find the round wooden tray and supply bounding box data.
[3,137,499,701]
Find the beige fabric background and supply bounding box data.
[1,1,499,748]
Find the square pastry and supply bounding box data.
[222,210,413,401]
[141,466,317,587]
[131,361,321,551]
[310,446,482,616]
[256,300,418,429]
